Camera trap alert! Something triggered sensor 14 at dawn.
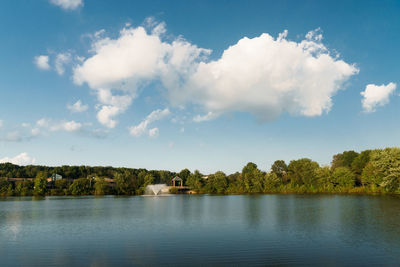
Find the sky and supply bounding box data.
[0,0,399,174]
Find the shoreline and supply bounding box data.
[1,190,399,199]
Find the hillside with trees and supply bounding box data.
[1,147,400,196]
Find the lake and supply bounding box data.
[1,194,399,266]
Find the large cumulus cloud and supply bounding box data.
[73,22,358,127]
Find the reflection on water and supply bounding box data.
[0,194,400,266]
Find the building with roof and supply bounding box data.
[172,176,183,187]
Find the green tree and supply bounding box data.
[331,167,355,188]
[264,172,282,191]
[288,158,319,186]
[94,177,108,195]
[143,173,155,186]
[351,150,372,185]
[331,150,359,170]
[34,172,48,196]
[186,170,204,192]
[0,178,13,196]
[315,166,332,189]
[69,178,91,195]
[14,180,34,196]
[205,171,228,194]
[178,168,191,184]
[55,179,70,190]
[351,150,371,176]
[241,162,264,193]
[271,160,288,183]
[363,148,400,192]
[115,170,137,195]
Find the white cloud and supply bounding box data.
[36,118,50,128]
[129,108,170,137]
[73,22,209,127]
[34,55,50,70]
[49,0,83,10]
[55,52,72,75]
[35,118,82,132]
[1,129,37,142]
[31,128,40,136]
[67,100,89,113]
[0,152,36,166]
[148,128,159,138]
[182,29,359,121]
[361,82,397,113]
[5,131,22,142]
[71,23,358,124]
[55,121,82,132]
[193,112,219,122]
[95,89,132,128]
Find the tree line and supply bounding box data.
[1,147,400,196]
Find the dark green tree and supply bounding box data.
[0,178,12,196]
[94,178,108,195]
[186,170,204,192]
[271,160,288,182]
[288,158,319,186]
[115,170,137,195]
[331,167,355,188]
[69,178,91,195]
[331,150,359,170]
[178,168,191,184]
[363,148,400,192]
[34,172,48,196]
[205,171,228,194]
[241,162,264,193]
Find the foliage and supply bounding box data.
[241,162,265,193]
[362,148,400,192]
[186,170,204,192]
[351,150,371,176]
[115,171,137,195]
[69,178,91,195]
[271,160,288,183]
[331,167,355,188]
[14,180,34,196]
[204,171,228,194]
[178,168,191,184]
[331,150,359,170]
[94,178,108,195]
[1,147,400,196]
[33,172,48,196]
[288,158,319,186]
[0,178,12,196]
[264,172,283,191]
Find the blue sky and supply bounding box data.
[0,0,399,173]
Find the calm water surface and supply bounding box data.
[1,194,400,266]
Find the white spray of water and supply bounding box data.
[145,184,168,195]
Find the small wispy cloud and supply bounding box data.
[193,112,219,122]
[67,100,89,113]
[129,108,170,137]
[55,52,72,75]
[34,55,50,70]
[49,0,83,10]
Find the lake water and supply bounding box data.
[1,194,400,266]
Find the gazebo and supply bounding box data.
[172,176,183,187]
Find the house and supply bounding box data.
[171,176,183,187]
[48,173,62,182]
